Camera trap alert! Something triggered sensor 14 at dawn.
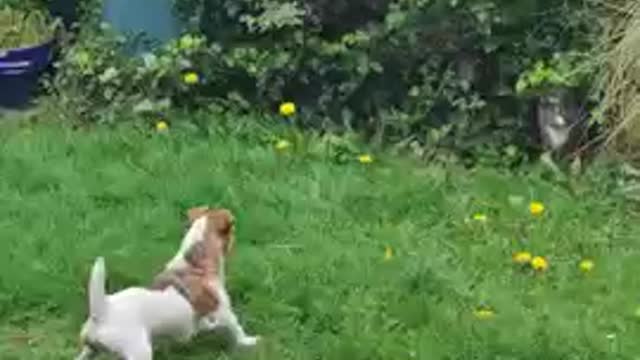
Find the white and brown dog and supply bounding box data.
[75,207,259,360]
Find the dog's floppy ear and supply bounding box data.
[210,209,234,235]
[210,208,235,254]
[187,206,209,224]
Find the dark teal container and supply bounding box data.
[102,0,182,54]
[49,0,77,29]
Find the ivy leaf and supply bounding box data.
[385,10,407,32]
[133,98,171,114]
[370,61,384,74]
[515,78,527,94]
[98,67,119,84]
[240,1,304,34]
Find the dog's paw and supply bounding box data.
[198,317,220,332]
[238,336,260,347]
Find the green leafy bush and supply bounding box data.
[50,30,225,121]
[50,0,602,162]
[516,51,596,97]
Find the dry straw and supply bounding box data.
[596,1,640,159]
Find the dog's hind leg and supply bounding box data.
[112,331,153,360]
[121,342,152,360]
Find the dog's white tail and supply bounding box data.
[88,257,107,322]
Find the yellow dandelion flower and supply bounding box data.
[183,72,199,85]
[513,251,532,265]
[473,308,495,320]
[384,245,393,261]
[472,213,487,222]
[279,102,296,117]
[579,259,595,273]
[531,256,549,271]
[156,121,169,132]
[275,139,291,151]
[529,201,545,216]
[358,154,374,164]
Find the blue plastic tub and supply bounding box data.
[0,41,53,109]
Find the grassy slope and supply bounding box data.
[0,120,639,359]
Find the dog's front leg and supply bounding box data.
[197,316,220,332]
[215,308,259,347]
[74,346,97,360]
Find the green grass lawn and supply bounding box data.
[1,119,639,359]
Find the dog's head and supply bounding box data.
[186,206,235,257]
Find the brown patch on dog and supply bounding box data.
[184,241,207,267]
[151,207,235,316]
[151,268,219,316]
